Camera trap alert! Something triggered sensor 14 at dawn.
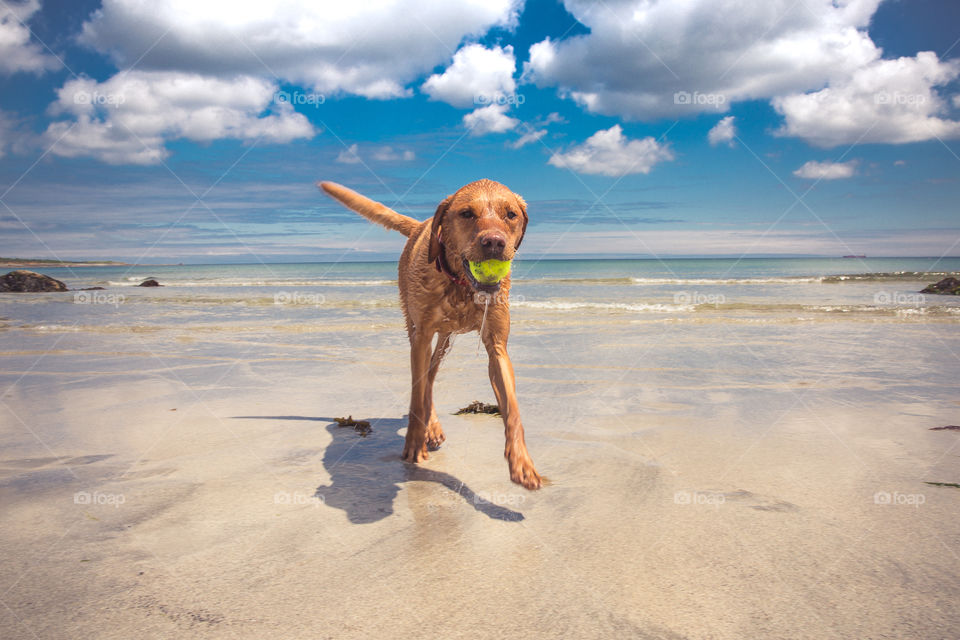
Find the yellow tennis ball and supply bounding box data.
[469,259,511,284]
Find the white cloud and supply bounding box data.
[371,146,415,162]
[336,144,415,163]
[774,52,960,147]
[893,159,906,167]
[953,95,960,109]
[547,125,673,176]
[0,0,59,75]
[422,44,517,108]
[43,71,315,165]
[509,112,564,148]
[79,0,520,99]
[793,160,858,180]
[336,143,362,165]
[524,0,883,120]
[463,104,518,136]
[509,128,546,149]
[708,116,736,147]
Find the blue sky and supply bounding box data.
[0,0,958,262]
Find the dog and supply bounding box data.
[318,179,543,490]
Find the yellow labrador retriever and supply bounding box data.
[319,180,542,489]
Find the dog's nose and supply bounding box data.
[480,232,507,256]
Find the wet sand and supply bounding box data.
[1,311,959,638]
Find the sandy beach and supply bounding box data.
[2,265,959,638]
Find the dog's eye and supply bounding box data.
[506,210,518,220]
[459,209,474,219]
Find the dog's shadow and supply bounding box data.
[233,416,524,524]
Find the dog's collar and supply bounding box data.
[434,228,470,287]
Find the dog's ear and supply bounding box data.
[514,194,529,251]
[427,195,452,263]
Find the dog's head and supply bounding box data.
[427,179,528,292]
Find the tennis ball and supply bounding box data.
[468,259,512,284]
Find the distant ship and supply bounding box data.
[842,255,866,258]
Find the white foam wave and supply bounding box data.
[104,279,397,287]
[628,277,824,285]
[513,300,696,313]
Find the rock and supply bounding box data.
[921,277,960,295]
[138,279,161,287]
[79,286,106,291]
[0,270,68,292]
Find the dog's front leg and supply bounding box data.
[424,332,451,450]
[484,339,543,490]
[403,328,434,463]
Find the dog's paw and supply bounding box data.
[402,439,429,463]
[506,449,543,490]
[426,421,446,451]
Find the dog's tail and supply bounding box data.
[318,181,420,237]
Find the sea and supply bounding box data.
[4,257,960,333]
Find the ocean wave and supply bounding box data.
[103,279,397,287]
[512,300,696,313]
[821,271,960,283]
[510,300,960,316]
[88,271,958,288]
[516,276,824,285]
[630,276,825,285]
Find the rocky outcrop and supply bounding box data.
[0,270,68,292]
[921,277,960,295]
[138,279,162,287]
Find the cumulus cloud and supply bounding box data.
[422,44,517,108]
[524,0,882,120]
[463,104,518,136]
[708,116,736,147]
[43,71,315,165]
[79,0,520,99]
[773,52,960,147]
[547,125,673,176]
[0,0,59,75]
[793,160,858,180]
